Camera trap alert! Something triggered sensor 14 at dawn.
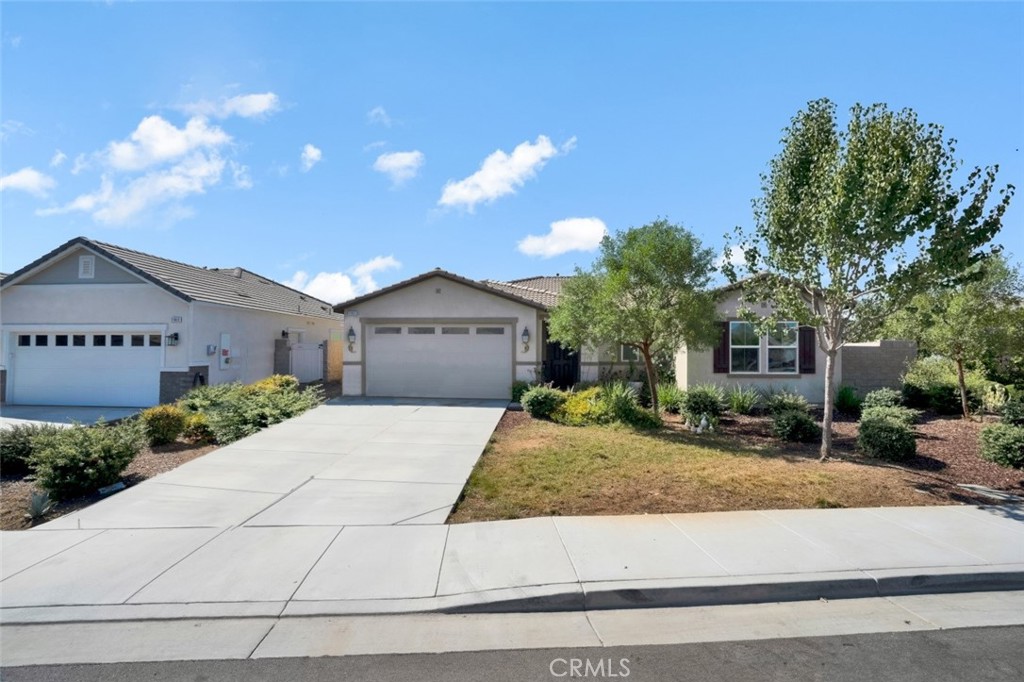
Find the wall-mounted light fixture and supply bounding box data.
[281,330,289,339]
[347,327,357,352]
[521,326,530,352]
[166,332,180,346]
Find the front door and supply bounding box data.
[543,324,579,389]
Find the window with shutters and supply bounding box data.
[767,322,798,374]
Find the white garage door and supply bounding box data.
[366,324,512,399]
[10,331,162,407]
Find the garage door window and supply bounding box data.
[149,334,162,346]
[375,327,401,334]
[93,335,106,346]
[442,327,469,335]
[73,335,86,347]
[408,327,436,334]
[35,335,48,346]
[55,335,69,347]
[131,335,145,347]
[18,335,30,347]
[110,335,124,347]
[476,327,505,335]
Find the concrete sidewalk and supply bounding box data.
[2,504,1022,624]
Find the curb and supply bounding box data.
[4,566,1023,625]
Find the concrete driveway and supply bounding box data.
[0,405,141,429]
[38,398,507,529]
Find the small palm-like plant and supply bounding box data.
[24,490,55,522]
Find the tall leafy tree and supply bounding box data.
[880,255,1023,417]
[548,219,720,415]
[724,99,1014,459]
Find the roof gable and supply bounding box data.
[334,269,551,312]
[1,237,340,320]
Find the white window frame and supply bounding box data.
[766,321,799,375]
[729,321,761,374]
[620,344,641,362]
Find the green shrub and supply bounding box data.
[771,409,822,443]
[140,404,187,446]
[520,386,568,420]
[901,357,987,414]
[602,382,661,428]
[682,384,726,423]
[727,385,761,415]
[982,383,1009,415]
[511,380,533,403]
[248,374,301,393]
[24,490,55,522]
[763,389,810,415]
[182,413,216,444]
[552,387,607,426]
[1001,397,1024,426]
[177,382,245,414]
[862,388,903,410]
[0,423,63,475]
[978,424,1024,468]
[29,420,145,499]
[206,384,324,444]
[834,385,862,416]
[860,405,921,427]
[857,415,916,461]
[656,383,685,414]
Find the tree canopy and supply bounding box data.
[724,98,1015,458]
[548,219,720,415]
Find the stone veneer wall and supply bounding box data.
[840,340,917,395]
[324,339,343,383]
[159,365,210,404]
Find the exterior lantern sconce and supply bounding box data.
[347,327,357,352]
[281,330,289,339]
[521,326,530,352]
[165,332,180,347]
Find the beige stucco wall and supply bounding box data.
[675,289,840,404]
[190,302,341,386]
[340,275,543,396]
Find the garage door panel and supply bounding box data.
[366,325,512,400]
[11,334,161,407]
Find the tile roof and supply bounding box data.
[2,237,340,320]
[334,268,551,312]
[480,280,561,308]
[505,275,574,296]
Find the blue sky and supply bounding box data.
[2,2,1021,303]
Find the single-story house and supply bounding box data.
[335,268,914,403]
[0,237,343,407]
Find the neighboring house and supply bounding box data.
[0,237,343,407]
[675,280,916,403]
[334,269,641,400]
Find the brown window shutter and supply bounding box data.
[713,321,729,374]
[798,326,816,374]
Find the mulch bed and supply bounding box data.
[0,441,217,531]
[681,411,1024,502]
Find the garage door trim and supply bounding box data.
[360,317,518,398]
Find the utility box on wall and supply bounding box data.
[219,333,231,370]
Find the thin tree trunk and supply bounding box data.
[641,345,661,416]
[955,356,971,419]
[820,349,837,462]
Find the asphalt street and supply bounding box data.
[5,625,1022,682]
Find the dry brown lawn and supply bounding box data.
[448,411,1023,523]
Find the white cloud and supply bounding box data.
[714,243,753,269]
[70,153,89,175]
[1,120,34,141]
[38,153,224,225]
[229,161,252,189]
[438,135,574,211]
[182,92,281,119]
[517,217,607,258]
[363,140,388,152]
[106,115,231,171]
[0,167,56,197]
[300,143,322,172]
[367,106,391,127]
[50,150,68,168]
[372,150,424,186]
[283,254,401,304]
